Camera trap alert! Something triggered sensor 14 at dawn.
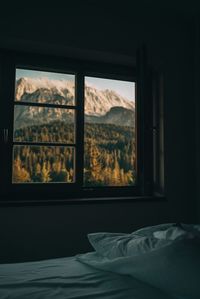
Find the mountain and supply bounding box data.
[85,106,135,127]
[85,86,134,116]
[15,77,74,106]
[14,106,74,130]
[14,77,135,129]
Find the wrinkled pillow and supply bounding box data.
[88,232,172,259]
[88,223,175,258]
[78,237,200,299]
[88,223,200,259]
[153,225,187,240]
[131,223,175,237]
[153,224,200,240]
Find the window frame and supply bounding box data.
[13,67,77,187]
[0,49,155,202]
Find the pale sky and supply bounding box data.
[16,69,135,102]
[85,76,135,102]
[16,69,74,81]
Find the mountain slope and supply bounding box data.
[15,77,135,128]
[85,86,134,116]
[16,78,74,105]
[85,106,135,127]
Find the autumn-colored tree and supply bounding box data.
[86,139,102,185]
[111,158,121,186]
[41,162,51,183]
[13,158,30,183]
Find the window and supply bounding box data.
[0,50,162,202]
[13,69,76,184]
[83,77,136,187]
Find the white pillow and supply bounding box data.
[153,224,200,240]
[88,223,200,259]
[128,237,200,298]
[153,225,186,240]
[88,232,171,259]
[79,237,200,299]
[131,223,175,237]
[88,223,175,258]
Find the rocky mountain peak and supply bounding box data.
[14,77,135,129]
[15,77,134,115]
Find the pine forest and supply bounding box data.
[13,121,136,186]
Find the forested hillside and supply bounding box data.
[13,122,136,186]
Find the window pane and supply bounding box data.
[15,69,75,106]
[84,77,136,186]
[12,145,74,183]
[14,106,75,144]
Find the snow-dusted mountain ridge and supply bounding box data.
[15,77,135,116]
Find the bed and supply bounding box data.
[0,223,199,299]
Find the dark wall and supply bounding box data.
[195,17,200,222]
[0,2,198,262]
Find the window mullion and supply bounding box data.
[75,73,84,188]
[14,101,77,110]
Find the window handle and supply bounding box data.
[147,126,157,133]
[152,126,157,132]
[3,128,8,144]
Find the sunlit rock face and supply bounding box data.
[15,77,135,128]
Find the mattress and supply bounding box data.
[1,223,199,298]
[0,254,177,299]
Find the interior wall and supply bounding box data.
[0,3,197,262]
[195,17,200,222]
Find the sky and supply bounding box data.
[16,69,135,102]
[16,68,74,81]
[86,77,135,102]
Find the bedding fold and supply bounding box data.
[0,255,178,299]
[77,237,200,299]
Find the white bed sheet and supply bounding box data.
[0,254,179,299]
